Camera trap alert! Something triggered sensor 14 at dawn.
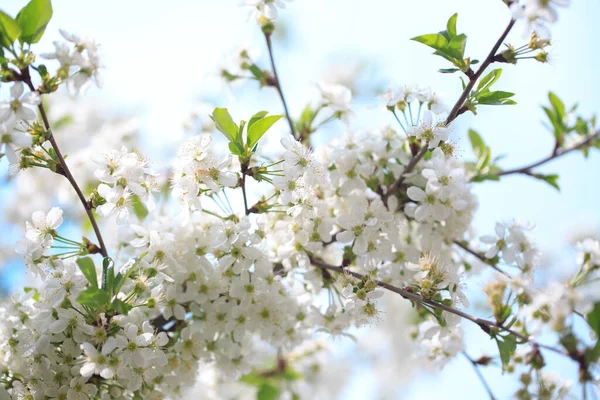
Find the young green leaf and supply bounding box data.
[587,302,600,338]
[477,90,516,105]
[447,13,458,38]
[248,111,269,130]
[468,129,486,159]
[77,287,109,308]
[211,108,238,142]
[446,34,467,59]
[111,298,132,315]
[76,257,98,288]
[248,64,264,80]
[477,69,502,92]
[228,141,243,156]
[113,253,146,295]
[247,115,283,148]
[411,33,448,51]
[131,194,148,221]
[0,10,22,48]
[531,173,560,191]
[16,0,53,44]
[471,173,500,182]
[439,68,460,74]
[257,383,280,400]
[496,334,517,372]
[102,257,114,293]
[548,92,565,121]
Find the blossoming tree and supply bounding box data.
[0,0,599,399]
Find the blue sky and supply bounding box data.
[1,0,599,398]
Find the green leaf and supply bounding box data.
[102,257,114,293]
[468,129,486,158]
[446,34,467,59]
[16,0,53,44]
[114,253,146,295]
[280,367,302,381]
[447,13,458,38]
[411,33,448,51]
[296,104,317,134]
[248,111,269,130]
[257,383,280,400]
[586,302,600,337]
[111,298,132,315]
[532,173,560,191]
[477,91,516,105]
[240,371,264,386]
[23,286,40,301]
[548,92,565,121]
[477,69,502,92]
[248,64,264,80]
[211,108,238,142]
[228,141,243,156]
[77,287,109,308]
[439,68,460,74]
[496,334,517,372]
[131,194,148,221]
[0,10,22,48]
[574,116,590,136]
[238,119,246,145]
[468,129,493,172]
[247,115,283,148]
[542,106,564,141]
[77,257,98,288]
[471,173,500,182]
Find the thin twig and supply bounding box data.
[264,32,297,140]
[453,240,510,277]
[382,19,516,204]
[240,163,250,215]
[462,352,497,400]
[446,19,516,125]
[22,68,108,258]
[495,131,600,177]
[308,256,570,359]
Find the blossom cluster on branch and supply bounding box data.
[0,0,599,399]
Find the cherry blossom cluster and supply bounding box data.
[91,147,159,224]
[41,29,103,93]
[1,0,599,399]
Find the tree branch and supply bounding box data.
[22,68,108,258]
[495,131,600,177]
[453,240,510,277]
[462,352,497,400]
[308,256,571,359]
[382,18,516,204]
[264,31,297,141]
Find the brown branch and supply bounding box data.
[264,31,297,141]
[382,18,516,204]
[462,351,497,400]
[446,19,516,126]
[22,68,108,258]
[453,240,510,277]
[495,131,600,177]
[309,256,570,359]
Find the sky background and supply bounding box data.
[1,0,599,398]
